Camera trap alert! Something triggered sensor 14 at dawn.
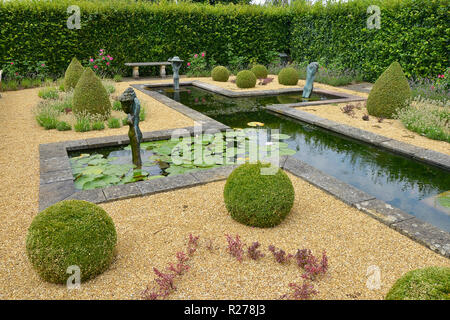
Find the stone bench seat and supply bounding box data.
[125,62,171,79]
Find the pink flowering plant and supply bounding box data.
[186,51,211,77]
[87,49,114,77]
[2,60,48,81]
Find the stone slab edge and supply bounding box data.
[267,104,450,171]
[282,155,450,258]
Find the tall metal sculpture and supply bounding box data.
[302,62,319,99]
[118,87,143,169]
[168,56,183,90]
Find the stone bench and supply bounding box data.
[125,62,171,79]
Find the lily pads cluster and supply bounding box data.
[70,129,297,190]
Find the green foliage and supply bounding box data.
[92,121,105,131]
[74,115,92,132]
[236,70,257,88]
[4,80,18,91]
[56,121,71,131]
[112,100,122,111]
[278,67,299,85]
[38,87,59,100]
[73,68,111,120]
[64,57,84,92]
[35,104,59,130]
[290,0,448,82]
[20,78,32,89]
[102,80,116,95]
[139,105,147,121]
[26,200,117,284]
[396,97,449,142]
[107,117,121,129]
[366,62,411,118]
[113,74,122,82]
[211,66,230,82]
[250,64,268,79]
[386,267,450,300]
[224,162,295,228]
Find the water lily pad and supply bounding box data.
[247,122,264,127]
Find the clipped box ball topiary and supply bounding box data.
[251,64,268,79]
[385,267,450,300]
[236,70,257,89]
[211,66,230,82]
[278,67,299,85]
[224,162,295,228]
[64,57,84,92]
[366,61,411,119]
[73,68,112,120]
[26,200,117,284]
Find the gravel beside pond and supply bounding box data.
[0,79,448,300]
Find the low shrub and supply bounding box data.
[122,117,128,126]
[140,105,147,121]
[223,162,295,228]
[5,80,18,91]
[74,115,91,132]
[26,200,117,284]
[32,78,42,88]
[35,104,59,130]
[396,97,449,142]
[56,121,71,131]
[113,74,122,82]
[102,80,116,95]
[107,117,121,128]
[366,62,411,118]
[38,87,59,100]
[278,67,299,85]
[385,267,450,300]
[250,64,268,79]
[20,78,32,89]
[112,100,122,111]
[235,70,257,89]
[92,121,105,131]
[211,66,230,82]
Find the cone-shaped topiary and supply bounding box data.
[236,70,257,89]
[385,267,450,300]
[73,68,111,120]
[251,64,268,79]
[26,200,117,284]
[224,162,295,228]
[366,61,411,118]
[278,67,299,85]
[211,66,230,82]
[64,57,84,92]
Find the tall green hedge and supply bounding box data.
[0,0,447,82]
[0,1,291,77]
[290,0,449,81]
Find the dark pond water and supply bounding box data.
[150,85,450,232]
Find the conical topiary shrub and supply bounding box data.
[64,57,84,91]
[73,68,111,120]
[366,62,411,118]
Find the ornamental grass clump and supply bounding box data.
[224,162,294,228]
[366,61,411,118]
[385,267,450,300]
[278,67,299,85]
[63,57,84,92]
[235,70,257,89]
[26,200,117,284]
[73,68,111,120]
[250,64,268,79]
[211,66,230,82]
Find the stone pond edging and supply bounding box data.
[38,81,450,258]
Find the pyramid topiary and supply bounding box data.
[366,61,411,118]
[211,66,230,82]
[251,64,268,79]
[73,68,111,120]
[236,70,257,89]
[64,57,84,92]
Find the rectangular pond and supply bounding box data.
[147,85,450,232]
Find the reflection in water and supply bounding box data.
[151,85,450,232]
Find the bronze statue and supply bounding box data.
[118,87,143,169]
[168,56,183,90]
[302,62,319,99]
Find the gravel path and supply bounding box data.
[0,79,448,300]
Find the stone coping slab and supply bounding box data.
[266,104,450,171]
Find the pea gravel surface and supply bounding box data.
[0,79,448,300]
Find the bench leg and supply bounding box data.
[132,66,139,79]
[160,65,166,78]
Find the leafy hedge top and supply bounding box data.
[26,200,117,284]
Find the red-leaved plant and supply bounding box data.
[225,234,245,262]
[247,242,265,260]
[282,282,318,300]
[268,245,293,264]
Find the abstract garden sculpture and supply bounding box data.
[168,56,183,90]
[118,87,143,168]
[302,62,319,99]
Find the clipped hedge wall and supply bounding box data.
[0,1,291,77]
[290,0,449,82]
